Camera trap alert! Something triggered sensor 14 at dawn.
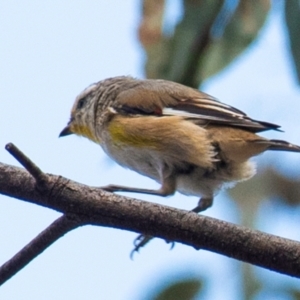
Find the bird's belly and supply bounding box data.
[176,161,256,198]
[176,169,222,198]
[101,142,162,181]
[101,132,257,198]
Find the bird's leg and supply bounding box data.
[102,180,176,254]
[100,171,176,196]
[130,234,153,258]
[102,176,213,254]
[131,197,214,256]
[104,173,176,256]
[99,183,175,197]
[191,197,213,213]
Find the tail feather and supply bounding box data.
[268,139,300,152]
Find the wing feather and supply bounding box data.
[113,78,280,133]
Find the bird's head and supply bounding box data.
[59,83,99,142]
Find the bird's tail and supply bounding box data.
[268,139,300,152]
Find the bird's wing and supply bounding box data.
[114,79,280,133]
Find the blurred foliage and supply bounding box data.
[198,0,270,84]
[229,167,300,212]
[139,0,271,87]
[285,0,300,84]
[138,0,300,299]
[149,278,202,300]
[139,0,300,87]
[290,289,300,300]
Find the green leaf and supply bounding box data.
[199,0,270,83]
[284,0,300,84]
[142,0,270,87]
[152,279,202,300]
[144,0,223,87]
[161,0,223,87]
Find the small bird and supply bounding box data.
[60,76,300,214]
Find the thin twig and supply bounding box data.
[0,214,84,286]
[5,143,48,188]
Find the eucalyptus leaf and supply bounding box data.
[152,279,202,300]
[284,0,300,84]
[144,0,223,87]
[199,0,270,82]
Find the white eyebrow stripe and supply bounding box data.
[77,83,98,100]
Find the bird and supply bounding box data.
[60,76,300,211]
[59,76,300,250]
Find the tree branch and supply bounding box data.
[0,214,83,285]
[0,144,300,282]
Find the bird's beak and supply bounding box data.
[59,125,73,137]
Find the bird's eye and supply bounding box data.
[76,97,86,110]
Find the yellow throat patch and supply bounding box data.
[72,124,98,143]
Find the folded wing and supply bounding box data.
[114,78,280,133]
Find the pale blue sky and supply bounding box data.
[1,1,300,299]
